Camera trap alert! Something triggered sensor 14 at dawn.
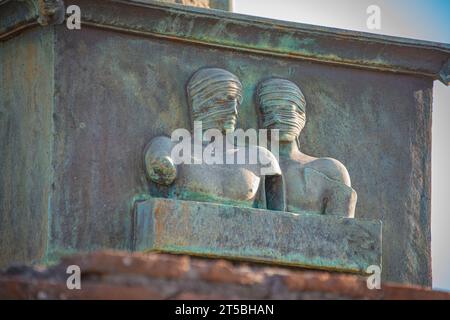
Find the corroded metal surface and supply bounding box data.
[0,0,65,41]
[133,198,382,273]
[156,0,232,11]
[37,0,65,26]
[1,0,449,83]
[0,27,54,268]
[48,25,434,285]
[440,58,450,85]
[1,0,448,287]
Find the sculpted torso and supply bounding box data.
[145,136,280,208]
[172,160,261,205]
[144,67,283,209]
[257,77,357,218]
[143,70,358,217]
[279,152,356,217]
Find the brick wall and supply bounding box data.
[0,251,448,300]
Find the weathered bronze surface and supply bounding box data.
[1,0,449,286]
[133,198,382,273]
[157,0,232,11]
[37,0,65,26]
[3,0,448,81]
[0,26,54,268]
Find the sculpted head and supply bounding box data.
[257,78,306,142]
[187,68,243,134]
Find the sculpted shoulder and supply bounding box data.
[249,145,281,176]
[306,157,352,187]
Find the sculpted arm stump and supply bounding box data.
[309,158,357,218]
[144,136,177,186]
[258,77,358,218]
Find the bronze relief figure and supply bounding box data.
[144,68,282,209]
[258,78,357,217]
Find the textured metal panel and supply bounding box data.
[0,0,439,287]
[0,27,54,267]
[156,0,231,10]
[1,0,449,83]
[46,25,433,285]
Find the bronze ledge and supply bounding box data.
[439,59,450,85]
[1,0,450,84]
[0,0,64,41]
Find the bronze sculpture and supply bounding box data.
[144,68,282,209]
[258,78,357,217]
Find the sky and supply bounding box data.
[233,0,450,291]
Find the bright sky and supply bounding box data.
[233,0,450,291]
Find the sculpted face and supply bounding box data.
[188,68,242,134]
[200,90,239,134]
[258,78,306,142]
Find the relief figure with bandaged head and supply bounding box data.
[144,68,283,209]
[258,78,357,218]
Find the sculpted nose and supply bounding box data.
[232,101,238,115]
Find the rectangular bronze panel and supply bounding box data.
[134,198,382,273]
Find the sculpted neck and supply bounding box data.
[278,139,300,157]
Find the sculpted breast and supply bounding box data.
[174,164,261,203]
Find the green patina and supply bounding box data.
[148,245,366,274]
[134,198,382,274]
[0,0,443,286]
[167,189,264,209]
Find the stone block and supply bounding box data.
[133,198,382,273]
